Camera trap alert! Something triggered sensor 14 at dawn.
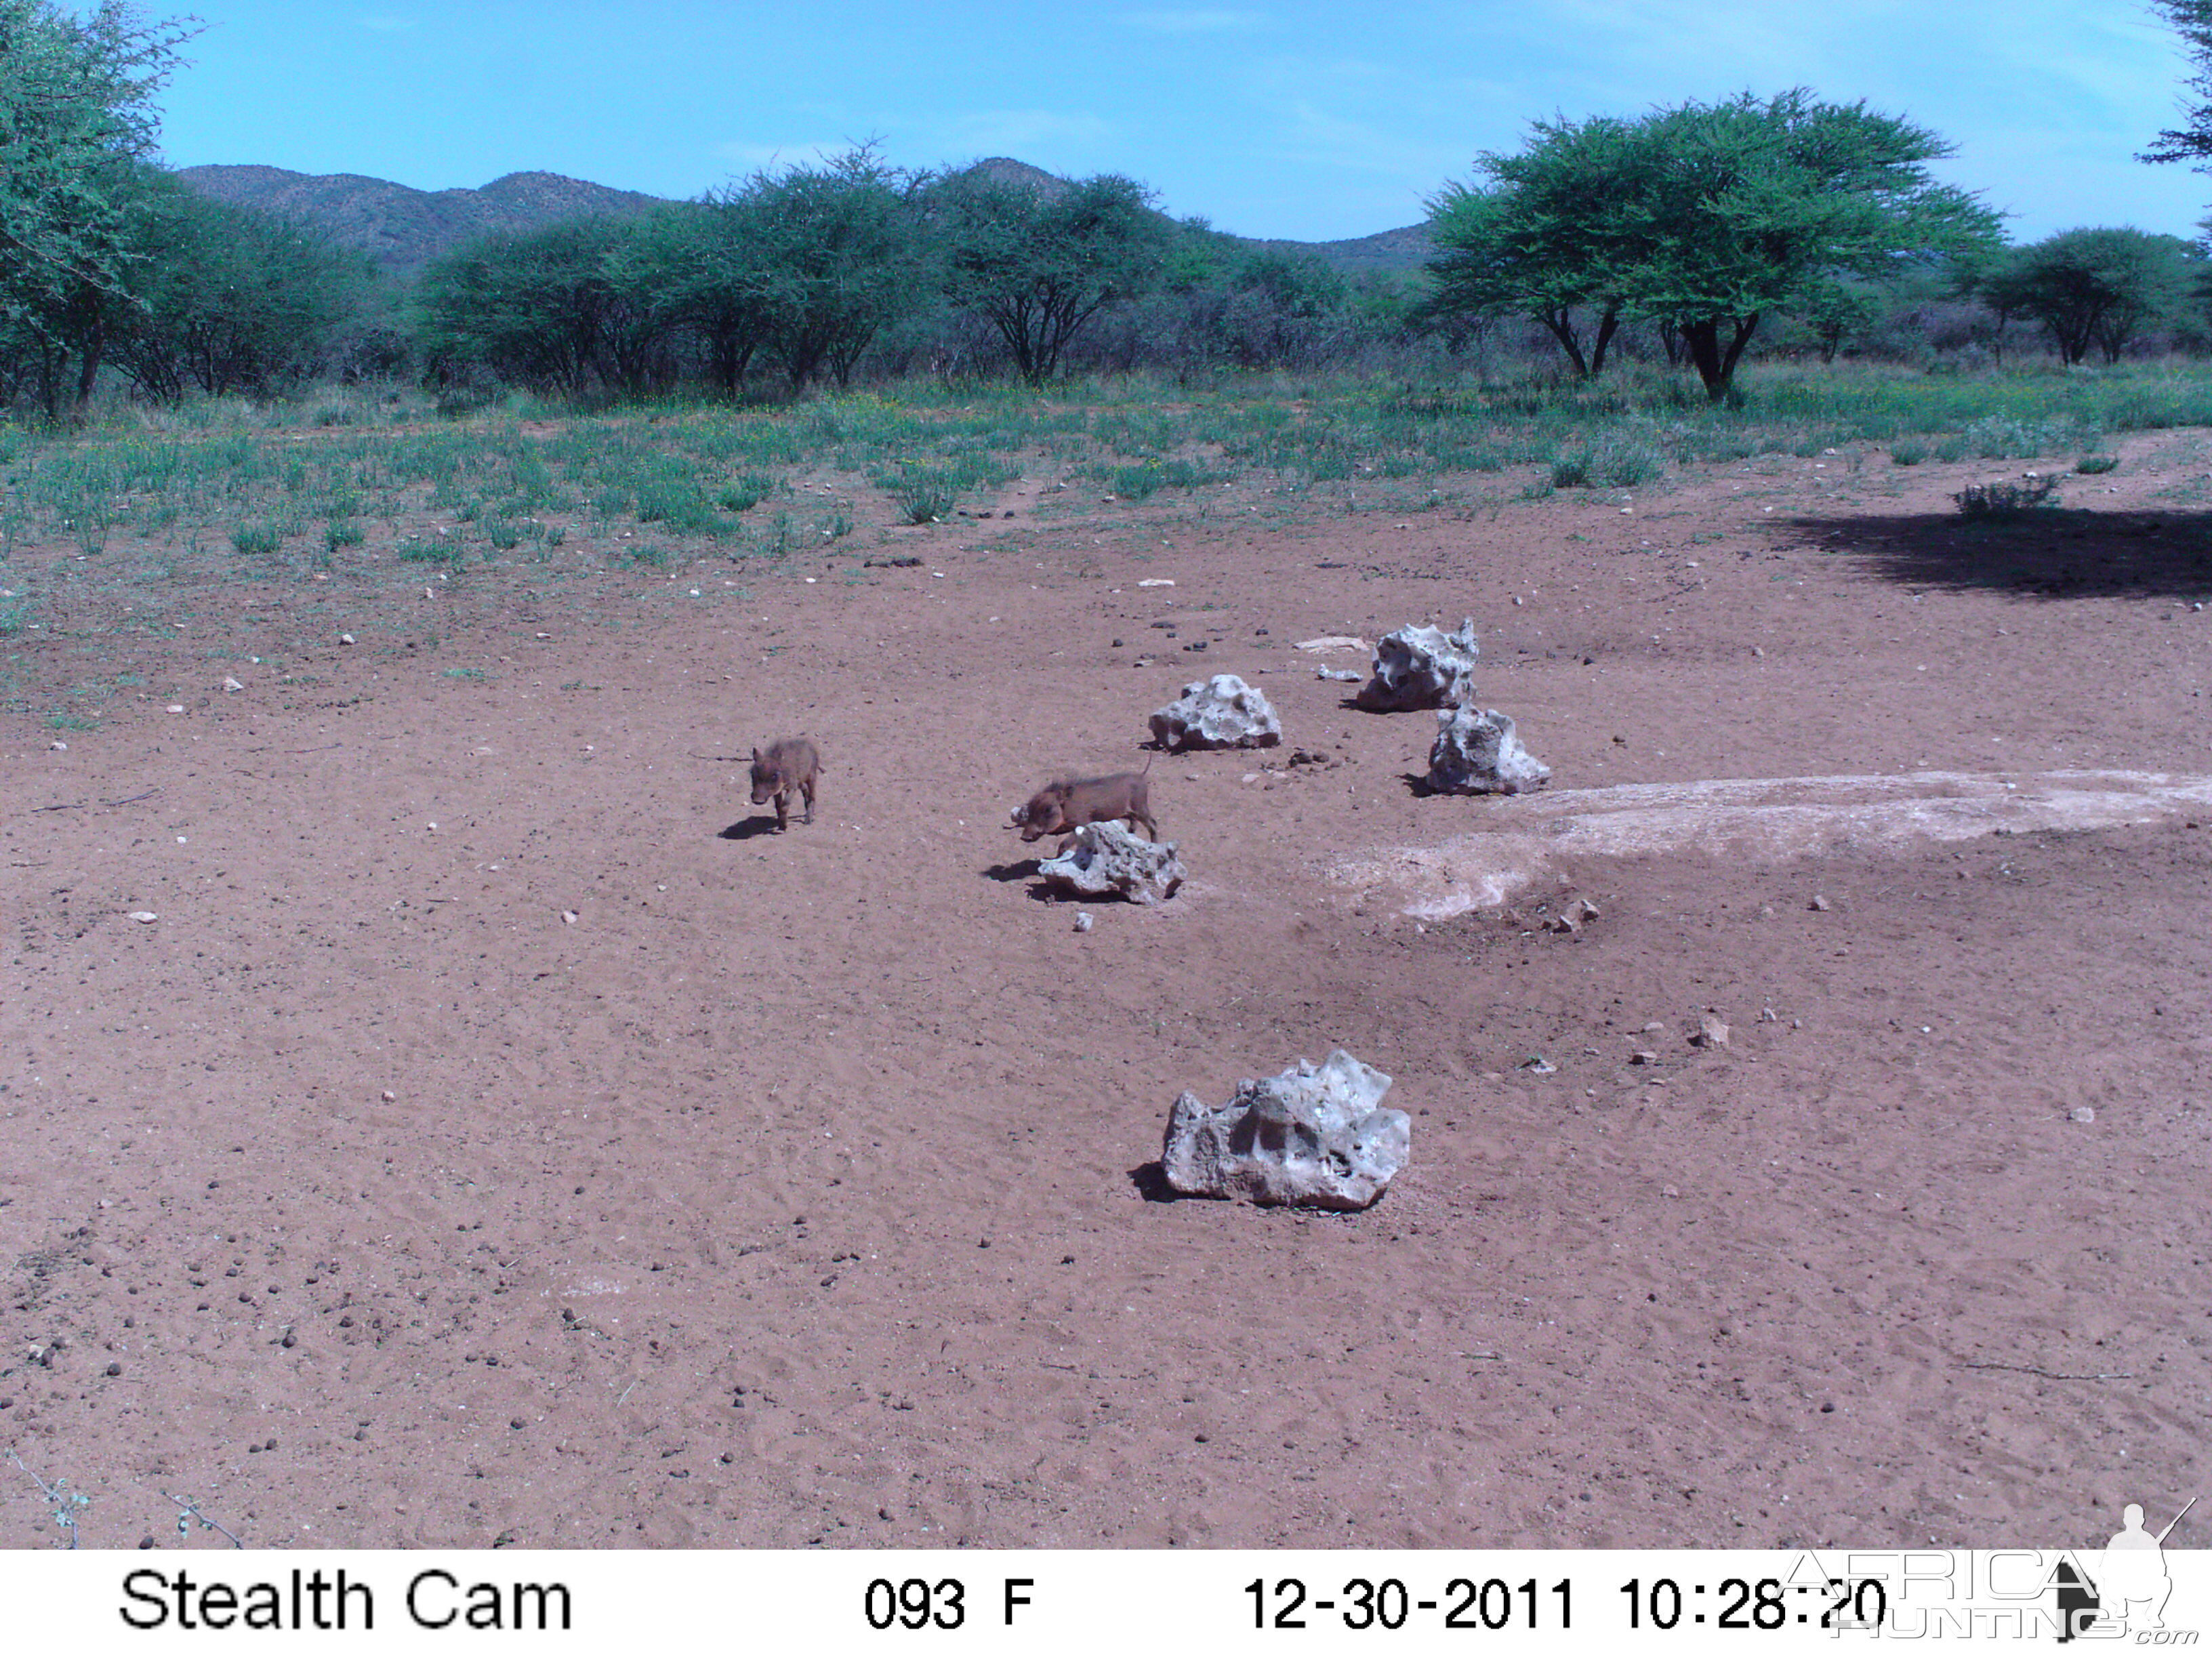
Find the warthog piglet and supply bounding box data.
[1010,761,1157,846]
[750,737,821,831]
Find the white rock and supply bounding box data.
[1295,635,1370,654]
[1316,666,1361,682]
[1357,618,1479,712]
[49,741,66,750]
[127,912,158,924]
[1037,821,1186,905]
[1426,706,1551,796]
[340,633,355,645]
[1136,578,1176,588]
[166,705,184,714]
[1150,673,1282,750]
[1073,912,1094,933]
[1162,1050,1409,1210]
[222,676,244,693]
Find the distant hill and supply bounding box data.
[174,166,664,274]
[176,159,1433,280]
[949,157,1433,276]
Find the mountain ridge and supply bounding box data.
[175,159,1432,277]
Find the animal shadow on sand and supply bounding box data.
[718,816,787,841]
[1793,508,2212,599]
[981,858,1067,903]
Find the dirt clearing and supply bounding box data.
[3,435,2208,1549]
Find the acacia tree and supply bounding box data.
[1975,229,2196,365]
[1425,116,1637,379]
[2144,1,2212,168]
[113,176,367,398]
[737,148,926,390]
[1428,91,2001,399]
[632,199,773,394]
[937,171,1166,384]
[417,218,673,394]
[0,0,197,414]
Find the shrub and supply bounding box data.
[1954,477,2060,518]
[890,471,956,523]
[1099,458,1226,499]
[1961,414,2102,459]
[485,516,522,550]
[325,520,365,552]
[1890,441,1927,466]
[397,534,463,567]
[231,525,281,556]
[717,474,775,512]
[2076,455,2120,475]
[635,485,724,537]
[1549,432,1661,489]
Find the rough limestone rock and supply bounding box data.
[1037,820,1186,905]
[1357,618,1479,712]
[1427,705,1551,796]
[1149,673,1282,750]
[1163,1050,1408,1209]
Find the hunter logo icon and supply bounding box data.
[2056,1492,2198,1641]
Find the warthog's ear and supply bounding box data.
[751,747,762,763]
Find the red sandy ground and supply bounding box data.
[2,433,2207,1551]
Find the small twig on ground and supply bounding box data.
[281,744,340,756]
[29,787,159,814]
[7,1448,87,1548]
[687,752,748,762]
[161,1490,245,1549]
[1959,1361,2134,1381]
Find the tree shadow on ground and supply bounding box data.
[981,859,1040,883]
[1789,508,2212,600]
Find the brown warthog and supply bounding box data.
[1010,757,1157,847]
[750,738,821,831]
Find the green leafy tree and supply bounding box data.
[1426,115,1638,378]
[417,218,673,394]
[938,171,1166,385]
[1975,229,2197,365]
[1791,275,1881,363]
[630,199,773,394]
[735,148,926,390]
[2143,2,2212,169]
[1624,94,1999,397]
[114,174,368,398]
[1429,91,2001,399]
[0,1,196,414]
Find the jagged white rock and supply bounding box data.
[1162,1050,1409,1210]
[1149,673,1282,750]
[1357,618,1479,712]
[1427,705,1551,796]
[1037,820,1186,905]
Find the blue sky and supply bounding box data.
[150,1,2212,245]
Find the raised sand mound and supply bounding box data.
[1332,769,2212,918]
